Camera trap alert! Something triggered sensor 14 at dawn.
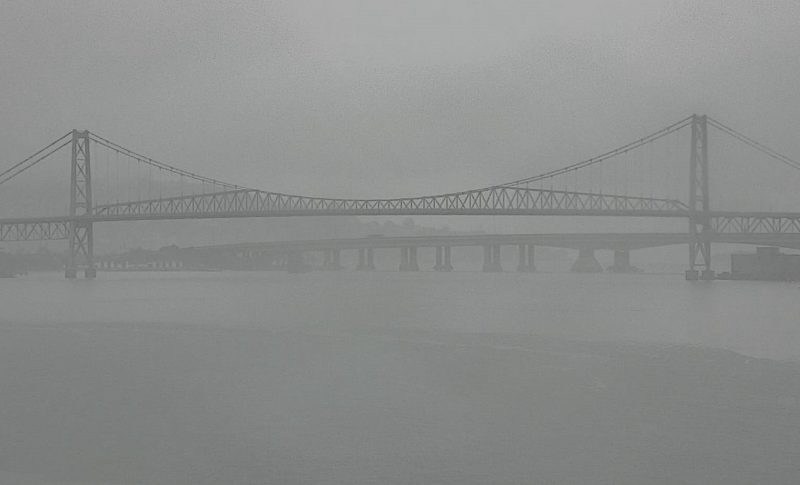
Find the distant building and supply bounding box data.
[729,247,800,281]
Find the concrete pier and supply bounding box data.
[685,266,716,280]
[357,248,375,271]
[443,246,453,272]
[608,250,639,273]
[571,248,603,273]
[482,245,502,272]
[323,249,343,270]
[517,244,535,272]
[433,246,453,272]
[285,252,307,273]
[65,266,96,279]
[433,246,455,272]
[399,247,419,271]
[686,269,716,281]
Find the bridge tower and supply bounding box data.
[686,114,713,281]
[66,129,95,279]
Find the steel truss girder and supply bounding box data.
[711,214,800,234]
[0,221,70,241]
[92,186,688,219]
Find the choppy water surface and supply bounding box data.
[1,271,798,484]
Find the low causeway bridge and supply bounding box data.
[172,232,800,273]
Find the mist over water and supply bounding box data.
[1,271,799,484]
[2,271,800,361]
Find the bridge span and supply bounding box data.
[3,114,800,280]
[172,232,800,274]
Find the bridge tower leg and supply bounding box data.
[686,114,714,281]
[66,130,95,279]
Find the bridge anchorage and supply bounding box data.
[0,114,799,280]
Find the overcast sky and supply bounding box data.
[1,0,799,200]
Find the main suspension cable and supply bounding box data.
[0,137,72,186]
[708,117,800,171]
[0,132,72,184]
[499,115,694,188]
[88,132,245,190]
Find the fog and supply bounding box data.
[1,2,800,484]
[3,1,800,204]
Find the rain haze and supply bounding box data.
[1,1,800,484]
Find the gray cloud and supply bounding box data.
[1,0,799,200]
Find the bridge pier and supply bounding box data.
[272,253,286,271]
[357,248,375,271]
[443,246,453,271]
[285,252,306,273]
[685,268,715,281]
[608,250,639,273]
[399,247,419,271]
[434,246,453,272]
[482,244,502,272]
[517,244,535,272]
[258,252,280,270]
[571,249,603,273]
[409,247,419,271]
[65,265,97,279]
[323,249,343,270]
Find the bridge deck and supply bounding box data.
[185,232,800,253]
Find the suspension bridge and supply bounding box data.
[1,114,799,279]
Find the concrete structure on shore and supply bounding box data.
[727,247,800,281]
